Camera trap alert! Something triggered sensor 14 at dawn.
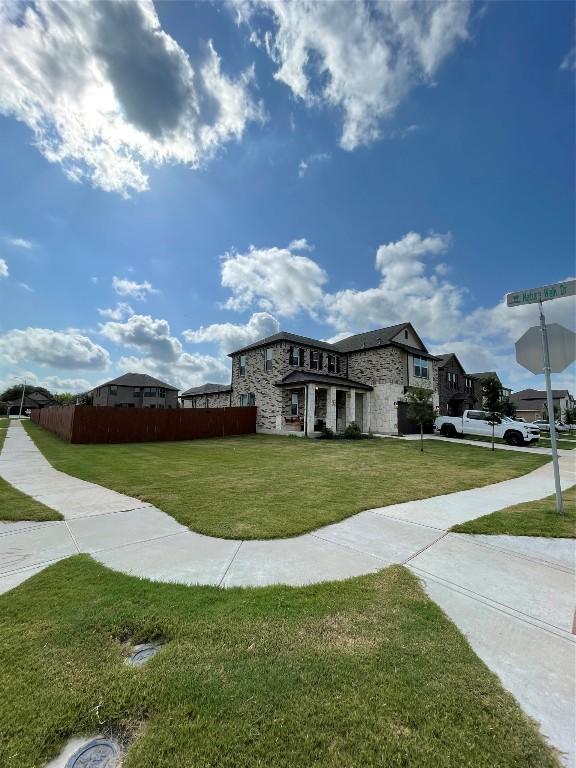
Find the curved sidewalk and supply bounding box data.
[1,420,575,765]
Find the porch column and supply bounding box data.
[326,386,337,431]
[348,388,356,425]
[365,392,371,432]
[306,384,316,435]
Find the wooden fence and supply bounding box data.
[31,405,257,444]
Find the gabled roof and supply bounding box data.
[91,373,178,391]
[229,332,340,357]
[274,370,373,391]
[510,388,572,402]
[333,322,427,353]
[181,383,232,397]
[470,371,500,381]
[436,352,467,373]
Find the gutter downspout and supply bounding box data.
[304,385,309,437]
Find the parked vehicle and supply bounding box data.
[434,409,541,446]
[532,419,570,433]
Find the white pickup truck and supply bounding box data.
[434,410,541,446]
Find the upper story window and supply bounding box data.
[447,372,458,390]
[310,350,323,370]
[144,387,156,397]
[328,354,336,373]
[265,348,273,372]
[465,377,473,390]
[239,355,246,377]
[404,329,409,339]
[413,356,429,379]
[133,387,141,398]
[289,346,304,366]
[159,387,166,398]
[109,385,118,396]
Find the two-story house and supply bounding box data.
[180,383,232,408]
[90,373,179,409]
[228,322,440,436]
[437,353,479,416]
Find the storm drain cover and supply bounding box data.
[65,738,119,768]
[128,643,161,666]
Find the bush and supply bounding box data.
[318,424,335,440]
[343,422,362,440]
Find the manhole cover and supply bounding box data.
[65,738,119,767]
[128,643,160,666]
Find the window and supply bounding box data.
[413,356,429,379]
[467,410,488,420]
[291,392,299,416]
[133,387,141,398]
[240,393,255,407]
[310,351,323,370]
[465,377,473,390]
[289,346,304,366]
[265,348,273,372]
[144,387,156,397]
[239,355,246,377]
[404,329,409,339]
[109,385,117,396]
[447,372,459,390]
[328,354,335,373]
[159,387,165,398]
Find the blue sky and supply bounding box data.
[0,0,574,394]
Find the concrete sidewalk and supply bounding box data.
[1,420,575,765]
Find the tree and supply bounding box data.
[0,384,53,402]
[564,405,576,425]
[501,400,516,418]
[543,403,560,422]
[54,393,76,406]
[481,375,504,451]
[406,387,436,453]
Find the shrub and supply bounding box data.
[343,422,362,440]
[318,424,335,440]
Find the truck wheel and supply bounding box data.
[441,424,457,438]
[505,431,524,447]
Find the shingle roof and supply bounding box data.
[510,388,572,402]
[332,323,413,352]
[229,332,340,356]
[274,370,373,391]
[180,383,232,397]
[92,373,178,391]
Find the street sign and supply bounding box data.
[506,279,576,307]
[515,323,576,374]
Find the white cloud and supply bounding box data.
[0,328,110,369]
[42,376,93,393]
[17,282,34,292]
[325,231,462,339]
[238,0,471,150]
[112,276,158,300]
[561,46,575,71]
[183,311,280,354]
[117,353,229,391]
[99,314,182,361]
[0,259,8,278]
[298,151,330,178]
[0,0,262,196]
[6,237,32,249]
[97,302,134,321]
[221,239,327,316]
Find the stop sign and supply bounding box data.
[515,323,576,374]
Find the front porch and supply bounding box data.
[276,372,372,436]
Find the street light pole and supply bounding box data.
[538,301,564,515]
[18,378,26,420]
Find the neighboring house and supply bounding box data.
[227,322,440,436]
[90,373,179,408]
[180,383,232,409]
[2,389,58,415]
[437,353,479,416]
[470,372,512,405]
[510,388,574,422]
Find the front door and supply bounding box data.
[355,393,364,431]
[336,391,347,433]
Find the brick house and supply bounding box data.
[437,353,479,416]
[90,373,178,409]
[181,383,232,408]
[227,322,440,436]
[471,372,512,407]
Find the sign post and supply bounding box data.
[508,279,576,515]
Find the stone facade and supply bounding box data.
[182,391,231,409]
[232,341,347,433]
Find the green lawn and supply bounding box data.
[0,557,560,768]
[452,485,576,538]
[0,421,61,523]
[24,422,548,539]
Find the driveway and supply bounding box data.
[1,420,575,765]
